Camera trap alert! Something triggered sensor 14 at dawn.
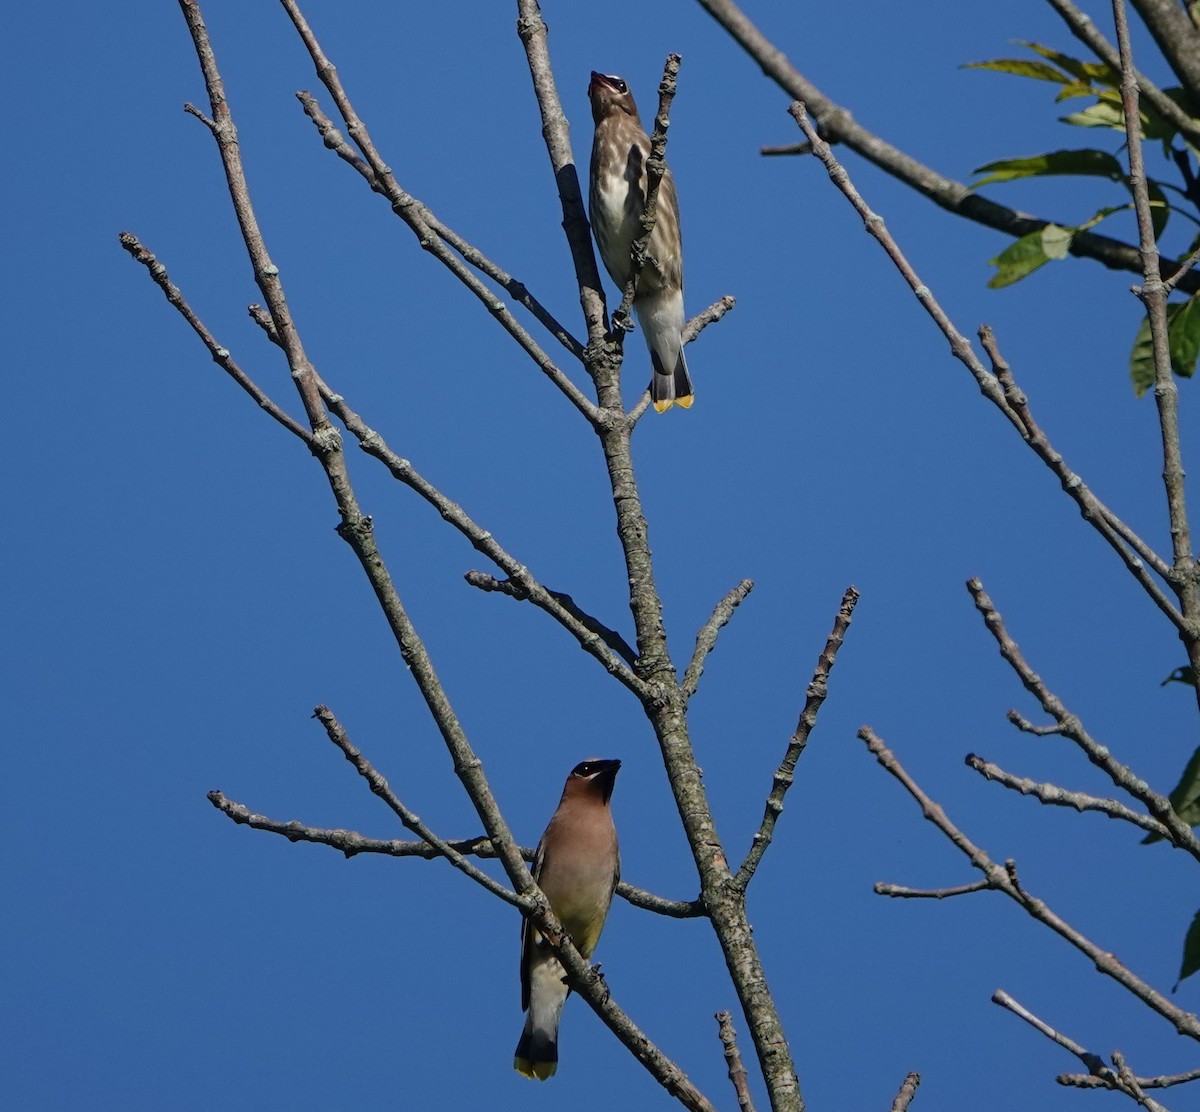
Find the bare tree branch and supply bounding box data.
[788,99,1190,638]
[207,790,703,917]
[979,327,1176,587]
[314,706,527,906]
[734,586,859,889]
[995,991,1170,1111]
[968,577,1200,862]
[966,752,1171,837]
[295,89,588,366]
[278,9,599,422]
[118,233,315,446]
[244,303,647,693]
[993,991,1119,1084]
[693,0,1200,292]
[859,725,1200,1041]
[1116,1049,1172,1112]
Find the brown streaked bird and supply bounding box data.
[588,71,694,413]
[514,758,622,1081]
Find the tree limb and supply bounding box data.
[860,725,1200,1042]
[693,0,1200,292]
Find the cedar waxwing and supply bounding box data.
[588,71,694,413]
[514,758,622,1080]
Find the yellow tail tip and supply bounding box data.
[653,394,695,413]
[514,1057,556,1081]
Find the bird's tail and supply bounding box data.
[514,961,568,1080]
[514,1015,559,1080]
[650,346,694,413]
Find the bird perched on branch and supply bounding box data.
[588,71,694,412]
[514,758,622,1080]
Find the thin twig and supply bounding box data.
[734,586,859,889]
[716,1011,758,1112]
[997,992,1172,1109]
[859,726,1200,1041]
[889,1073,921,1112]
[1061,1064,1200,1090]
[1007,712,1066,737]
[875,879,992,899]
[611,54,681,336]
[993,991,1116,1080]
[207,790,703,917]
[313,707,525,906]
[1164,240,1200,295]
[966,753,1171,837]
[118,234,315,446]
[1115,1049,1171,1112]
[683,579,755,697]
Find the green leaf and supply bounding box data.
[972,148,1125,187]
[1128,303,1195,397]
[1128,302,1197,396]
[1061,100,1125,129]
[1131,316,1157,397]
[1145,744,1200,846]
[961,58,1073,83]
[1147,179,1171,239]
[1021,41,1118,85]
[1176,908,1200,990]
[1040,223,1073,259]
[987,225,1074,288]
[1076,204,1128,232]
[1171,295,1200,380]
[1055,80,1098,104]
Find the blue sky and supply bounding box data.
[6,2,1199,1109]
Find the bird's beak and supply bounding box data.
[594,759,621,803]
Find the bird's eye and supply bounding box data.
[615,81,627,93]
